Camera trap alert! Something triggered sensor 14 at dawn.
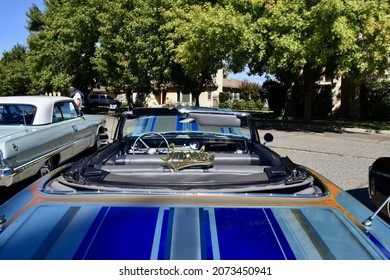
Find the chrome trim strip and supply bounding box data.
[371,169,390,179]
[14,143,73,172]
[0,143,74,186]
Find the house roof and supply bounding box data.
[222,78,242,89]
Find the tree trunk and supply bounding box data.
[194,73,207,107]
[340,77,361,119]
[195,95,200,107]
[302,63,322,123]
[125,89,133,110]
[303,83,313,122]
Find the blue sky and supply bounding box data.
[0,1,44,55]
[0,0,264,84]
[229,68,265,84]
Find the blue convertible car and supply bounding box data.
[0,107,389,260]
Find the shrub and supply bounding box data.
[361,81,390,120]
[218,100,264,110]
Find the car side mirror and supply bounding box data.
[97,133,109,149]
[263,133,274,145]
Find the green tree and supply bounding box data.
[0,45,32,96]
[239,81,263,102]
[95,0,254,106]
[26,0,102,93]
[164,1,252,106]
[250,0,390,121]
[94,0,169,98]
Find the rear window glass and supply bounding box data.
[0,104,36,125]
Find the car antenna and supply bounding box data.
[18,107,28,132]
[22,111,28,132]
[362,195,390,227]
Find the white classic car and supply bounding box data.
[0,96,106,187]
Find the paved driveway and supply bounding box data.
[262,129,390,191]
[105,114,119,141]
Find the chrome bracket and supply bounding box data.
[362,196,390,227]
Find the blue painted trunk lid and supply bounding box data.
[0,204,387,260]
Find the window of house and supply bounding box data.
[181,93,191,103]
[230,92,239,101]
[207,91,212,101]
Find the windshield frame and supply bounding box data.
[115,107,258,143]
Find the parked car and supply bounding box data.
[369,157,390,219]
[87,93,121,107]
[0,106,389,260]
[0,96,107,187]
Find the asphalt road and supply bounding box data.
[263,128,390,191]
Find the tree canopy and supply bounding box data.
[26,0,102,93]
[94,0,167,93]
[250,0,390,120]
[163,1,252,105]
[0,45,32,96]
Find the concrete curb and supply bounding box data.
[255,121,390,135]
